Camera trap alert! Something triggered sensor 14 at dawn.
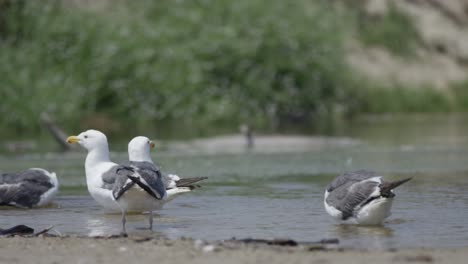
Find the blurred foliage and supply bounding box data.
[356,3,421,57]
[0,0,465,137]
[0,0,357,134]
[355,85,453,113]
[451,81,468,109]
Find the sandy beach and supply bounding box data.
[0,236,466,264]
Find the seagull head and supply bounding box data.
[66,129,109,152]
[128,136,154,162]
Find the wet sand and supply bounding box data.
[0,236,466,264]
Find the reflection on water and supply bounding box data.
[329,225,395,249]
[331,224,395,238]
[85,214,169,238]
[86,218,110,237]
[1,114,468,249]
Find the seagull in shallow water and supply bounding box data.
[67,130,207,234]
[127,136,208,203]
[0,168,58,208]
[324,170,411,225]
[67,130,166,235]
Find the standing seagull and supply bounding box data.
[66,130,166,235]
[324,170,411,225]
[127,136,208,202]
[0,168,58,208]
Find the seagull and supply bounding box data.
[0,168,58,208]
[127,136,208,202]
[66,130,166,235]
[324,170,411,225]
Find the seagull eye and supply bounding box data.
[84,135,88,139]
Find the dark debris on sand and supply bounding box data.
[1,224,341,252]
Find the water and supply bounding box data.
[1,114,468,249]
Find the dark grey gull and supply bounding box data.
[0,168,58,208]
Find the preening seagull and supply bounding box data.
[127,136,208,202]
[324,170,411,225]
[0,168,58,208]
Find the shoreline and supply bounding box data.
[0,235,466,264]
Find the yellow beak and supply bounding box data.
[66,136,80,144]
[149,141,155,149]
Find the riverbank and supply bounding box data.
[0,236,465,264]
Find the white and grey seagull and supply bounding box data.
[127,136,207,203]
[67,130,166,234]
[324,170,411,225]
[66,130,207,234]
[0,168,58,208]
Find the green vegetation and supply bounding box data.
[0,0,466,138]
[451,81,468,109]
[356,86,453,113]
[356,3,421,57]
[0,0,355,135]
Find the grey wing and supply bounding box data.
[20,169,53,188]
[326,180,380,220]
[0,183,21,206]
[128,161,166,200]
[0,169,53,207]
[0,172,20,184]
[100,166,119,189]
[101,165,135,200]
[0,182,47,208]
[326,170,378,192]
[0,169,49,184]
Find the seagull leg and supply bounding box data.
[148,210,153,231]
[120,210,127,236]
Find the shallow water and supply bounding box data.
[1,114,468,249]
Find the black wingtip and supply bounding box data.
[387,177,412,189]
[113,181,135,200]
[380,177,412,197]
[175,177,208,188]
[127,175,163,200]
